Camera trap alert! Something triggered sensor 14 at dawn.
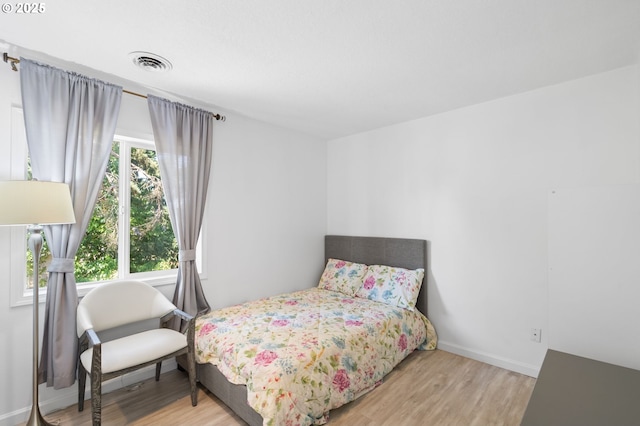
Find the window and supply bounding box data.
[10,107,205,306]
[26,137,179,287]
[78,138,180,283]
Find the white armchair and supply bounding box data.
[76,280,197,425]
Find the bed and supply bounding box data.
[194,235,437,425]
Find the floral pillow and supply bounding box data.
[355,265,424,311]
[317,258,368,297]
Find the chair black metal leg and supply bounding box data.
[188,349,197,406]
[91,369,101,426]
[78,363,86,411]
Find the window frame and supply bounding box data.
[9,108,207,307]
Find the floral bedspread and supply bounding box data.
[195,288,437,426]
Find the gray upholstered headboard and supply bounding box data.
[325,235,428,315]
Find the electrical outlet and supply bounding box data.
[530,328,542,343]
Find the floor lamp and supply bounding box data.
[0,180,75,426]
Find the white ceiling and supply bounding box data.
[1,0,639,139]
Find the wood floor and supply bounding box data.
[40,350,536,426]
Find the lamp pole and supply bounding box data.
[25,224,52,426]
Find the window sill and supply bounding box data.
[10,271,180,308]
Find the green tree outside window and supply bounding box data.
[27,140,178,287]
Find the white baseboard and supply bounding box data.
[437,340,541,378]
[0,360,177,426]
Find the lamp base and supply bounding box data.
[25,404,54,426]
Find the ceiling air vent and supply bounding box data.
[129,51,172,72]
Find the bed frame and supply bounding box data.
[196,235,428,426]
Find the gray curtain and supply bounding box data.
[20,58,122,389]
[147,95,212,329]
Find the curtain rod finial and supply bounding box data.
[3,52,19,71]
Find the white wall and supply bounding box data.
[206,112,327,308]
[0,53,326,424]
[548,184,640,371]
[327,65,640,377]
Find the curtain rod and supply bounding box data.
[3,53,226,121]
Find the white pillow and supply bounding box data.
[355,264,424,311]
[317,258,368,297]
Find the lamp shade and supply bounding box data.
[0,181,76,225]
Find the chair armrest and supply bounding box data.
[160,309,195,334]
[160,309,193,326]
[86,328,101,346]
[79,328,102,350]
[175,308,193,322]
